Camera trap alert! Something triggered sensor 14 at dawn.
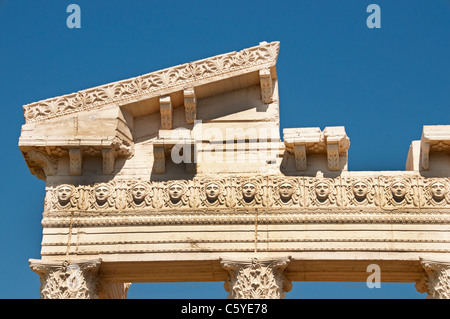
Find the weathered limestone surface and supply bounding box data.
[19,41,450,298]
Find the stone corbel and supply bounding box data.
[26,149,57,179]
[102,148,116,175]
[416,258,450,299]
[259,68,273,104]
[293,144,307,171]
[184,88,197,124]
[160,95,173,130]
[283,127,322,171]
[29,258,102,299]
[69,148,82,176]
[326,143,339,171]
[220,256,292,299]
[153,129,196,174]
[323,126,350,171]
[420,125,450,171]
[153,144,166,174]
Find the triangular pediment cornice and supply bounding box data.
[23,41,280,123]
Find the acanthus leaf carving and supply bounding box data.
[29,259,102,299]
[220,256,292,299]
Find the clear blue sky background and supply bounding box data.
[0,0,448,299]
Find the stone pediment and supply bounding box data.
[22,41,280,124]
[19,41,281,180]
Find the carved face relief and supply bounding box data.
[390,181,407,202]
[352,181,369,201]
[95,184,111,205]
[242,182,256,202]
[168,183,184,203]
[205,183,220,203]
[315,182,330,201]
[132,183,148,203]
[279,182,294,202]
[430,181,447,202]
[57,185,74,205]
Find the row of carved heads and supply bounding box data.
[51,177,450,211]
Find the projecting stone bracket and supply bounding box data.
[18,105,134,179]
[420,125,450,171]
[259,68,273,104]
[283,126,349,172]
[153,129,196,174]
[25,149,57,180]
[184,88,197,124]
[160,95,173,130]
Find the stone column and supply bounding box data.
[415,258,450,299]
[98,281,132,299]
[220,256,292,299]
[29,258,102,299]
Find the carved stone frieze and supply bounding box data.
[270,178,303,207]
[29,259,102,299]
[305,177,339,207]
[220,257,291,299]
[44,176,450,215]
[342,177,376,207]
[421,178,450,207]
[379,176,419,208]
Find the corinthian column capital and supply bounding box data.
[220,256,292,299]
[416,258,450,299]
[29,258,102,299]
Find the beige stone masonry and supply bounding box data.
[19,41,450,299]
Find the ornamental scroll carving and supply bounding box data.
[45,176,450,213]
[23,42,280,123]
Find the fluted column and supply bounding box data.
[415,258,450,299]
[220,256,292,299]
[29,259,102,299]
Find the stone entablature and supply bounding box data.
[19,41,450,299]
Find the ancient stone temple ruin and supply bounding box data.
[19,41,450,299]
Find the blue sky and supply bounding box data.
[0,0,448,299]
